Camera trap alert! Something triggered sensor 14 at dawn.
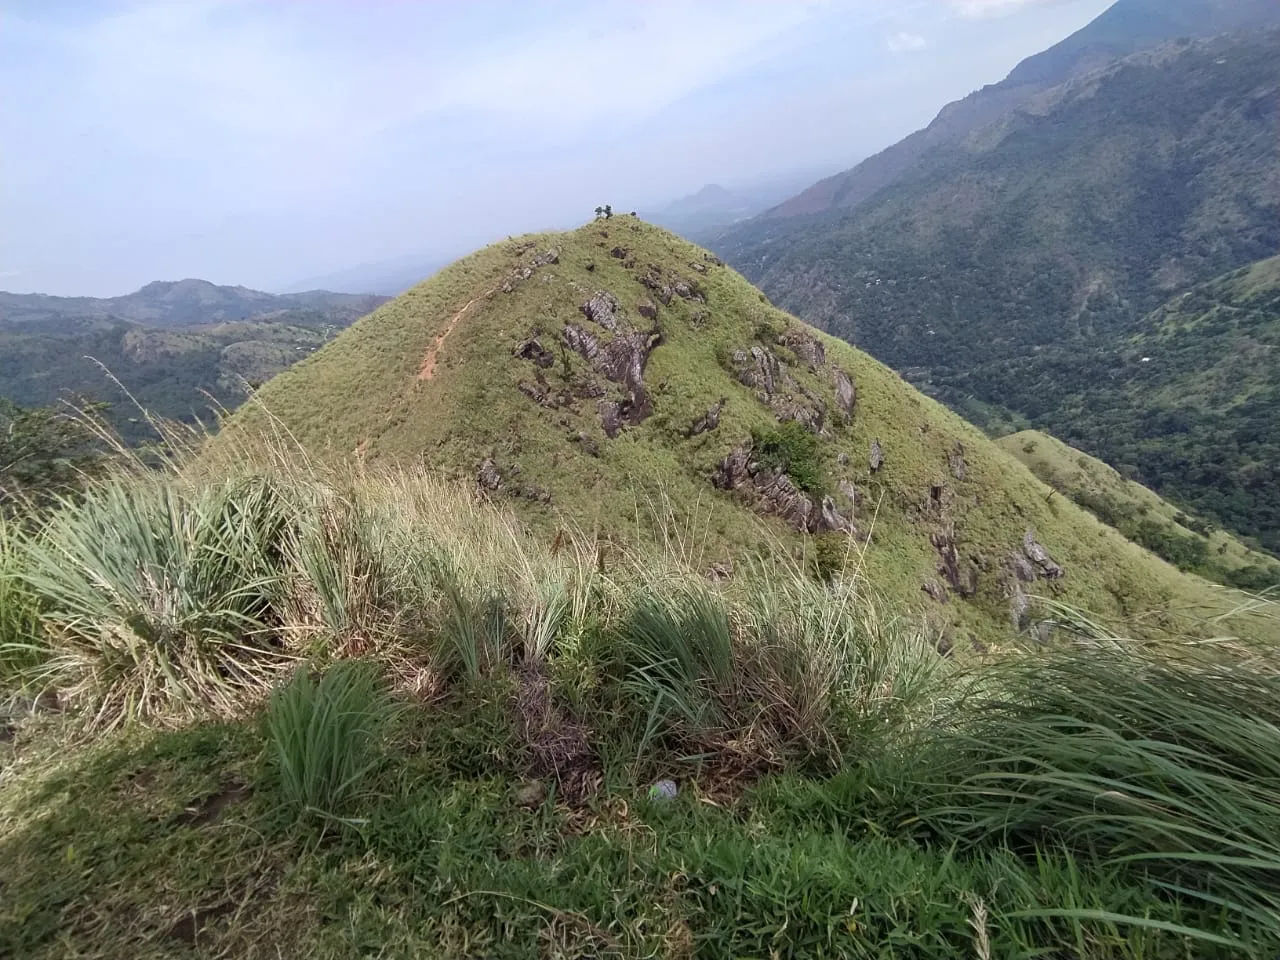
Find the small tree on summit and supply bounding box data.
[594,206,604,218]
[594,205,613,220]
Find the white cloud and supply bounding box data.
[887,31,928,53]
[947,0,1062,19]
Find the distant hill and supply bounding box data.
[0,280,387,439]
[0,279,384,329]
[216,219,1253,643]
[281,257,450,297]
[711,32,1280,552]
[998,429,1280,591]
[756,0,1280,220]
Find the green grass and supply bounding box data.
[2,455,1279,955]
[5,640,1280,957]
[265,661,397,821]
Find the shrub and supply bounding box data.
[265,660,396,820]
[751,422,825,494]
[20,476,295,727]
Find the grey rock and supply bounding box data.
[1023,529,1064,580]
[948,442,968,481]
[637,300,659,320]
[579,291,621,330]
[833,368,856,419]
[687,399,727,437]
[598,400,622,439]
[869,439,885,473]
[515,337,555,368]
[778,328,826,370]
[478,459,502,491]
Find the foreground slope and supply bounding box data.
[224,219,1251,642]
[998,430,1280,591]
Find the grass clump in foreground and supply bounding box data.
[2,458,1280,956]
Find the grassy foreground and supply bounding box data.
[2,457,1279,957]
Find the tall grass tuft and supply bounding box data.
[21,476,296,727]
[918,642,1280,940]
[0,515,44,691]
[265,659,397,819]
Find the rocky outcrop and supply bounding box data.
[730,346,828,433]
[777,328,825,370]
[713,443,855,535]
[870,439,885,473]
[637,300,659,320]
[686,399,726,437]
[1022,530,1064,580]
[833,368,856,420]
[931,526,979,599]
[561,291,664,437]
[478,459,502,491]
[515,337,555,368]
[948,442,967,481]
[579,291,620,330]
[672,280,704,302]
[598,400,622,439]
[922,580,948,604]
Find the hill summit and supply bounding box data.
[225,219,1246,643]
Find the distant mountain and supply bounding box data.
[214,219,1249,641]
[712,31,1280,552]
[282,257,450,297]
[756,0,1280,220]
[0,279,384,329]
[645,173,830,239]
[0,280,388,440]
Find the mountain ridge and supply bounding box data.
[760,0,1280,221]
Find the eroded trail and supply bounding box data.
[417,289,495,381]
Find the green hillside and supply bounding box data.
[1023,256,1280,555]
[220,218,1260,644]
[998,429,1280,591]
[711,32,1280,550]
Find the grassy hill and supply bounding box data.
[218,218,1265,645]
[711,31,1280,552]
[998,429,1280,591]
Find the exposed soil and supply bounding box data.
[417,289,496,381]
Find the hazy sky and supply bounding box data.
[1,0,1113,295]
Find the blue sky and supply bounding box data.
[1,0,1112,295]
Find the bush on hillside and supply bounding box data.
[751,421,825,494]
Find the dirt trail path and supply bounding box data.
[417,288,495,380]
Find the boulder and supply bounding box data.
[579,291,621,330]
[833,368,856,419]
[870,439,885,473]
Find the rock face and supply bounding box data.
[1022,529,1064,580]
[730,346,828,434]
[562,292,663,436]
[870,439,885,472]
[948,442,967,481]
[686,399,726,437]
[833,368,856,420]
[515,337,555,368]
[713,442,855,535]
[579,291,621,330]
[931,526,979,598]
[778,327,826,370]
[478,459,502,491]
